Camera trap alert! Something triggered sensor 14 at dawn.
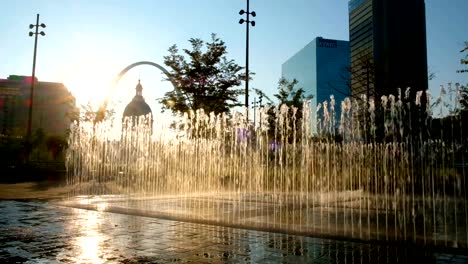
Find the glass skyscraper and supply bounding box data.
[282,37,350,134]
[349,0,428,99]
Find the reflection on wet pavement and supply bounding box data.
[1,200,467,263]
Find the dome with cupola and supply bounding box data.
[123,79,152,118]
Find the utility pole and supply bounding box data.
[239,0,256,121]
[27,14,46,159]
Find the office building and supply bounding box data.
[282,37,350,134]
[349,0,428,99]
[0,75,77,137]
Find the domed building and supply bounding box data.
[122,79,153,130]
[123,79,152,117]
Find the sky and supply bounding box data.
[0,0,466,116]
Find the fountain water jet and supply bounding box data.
[63,87,468,249]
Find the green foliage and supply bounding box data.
[80,102,115,125]
[64,93,80,124]
[160,34,245,115]
[27,129,68,162]
[253,88,273,106]
[274,78,308,107]
[266,78,311,142]
[460,85,468,111]
[46,135,67,160]
[0,128,68,168]
[457,41,468,74]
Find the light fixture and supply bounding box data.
[238,0,257,118]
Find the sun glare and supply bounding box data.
[76,211,104,263]
[60,52,180,140]
[61,55,120,110]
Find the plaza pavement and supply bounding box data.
[0,200,468,263]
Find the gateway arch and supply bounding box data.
[98,61,188,115]
[114,61,177,91]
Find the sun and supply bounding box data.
[61,56,120,111]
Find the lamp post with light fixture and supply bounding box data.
[25,14,46,161]
[27,14,46,144]
[239,0,256,121]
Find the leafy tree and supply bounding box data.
[81,102,115,125]
[46,135,67,160]
[253,88,273,106]
[63,92,79,124]
[455,43,468,118]
[274,78,308,107]
[160,34,245,115]
[266,78,311,142]
[460,84,468,111]
[457,41,468,74]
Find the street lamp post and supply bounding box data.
[239,0,256,121]
[27,14,46,143]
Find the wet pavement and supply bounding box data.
[0,200,468,263]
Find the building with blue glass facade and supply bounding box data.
[282,37,350,134]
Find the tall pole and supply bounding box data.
[27,14,46,159]
[245,0,250,114]
[239,1,256,122]
[27,14,39,140]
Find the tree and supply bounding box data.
[274,78,308,107]
[266,78,311,142]
[80,102,115,125]
[460,84,468,111]
[46,135,67,160]
[63,93,79,124]
[160,34,245,115]
[457,41,468,74]
[456,43,468,118]
[252,88,273,106]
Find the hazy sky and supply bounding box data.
[0,0,466,114]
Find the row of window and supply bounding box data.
[350,27,373,48]
[349,0,372,28]
[350,17,372,40]
[349,0,370,14]
[351,40,373,58]
[351,85,375,95]
[349,0,374,82]
[351,46,372,59]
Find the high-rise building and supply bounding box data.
[349,0,428,99]
[282,37,350,134]
[0,75,77,137]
